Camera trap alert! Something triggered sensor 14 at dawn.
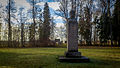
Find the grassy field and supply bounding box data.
[0,47,120,68]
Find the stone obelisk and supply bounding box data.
[59,10,89,62]
[65,10,81,57]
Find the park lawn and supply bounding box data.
[0,47,120,68]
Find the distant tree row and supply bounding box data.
[0,0,56,47]
[59,0,120,46]
[0,0,120,47]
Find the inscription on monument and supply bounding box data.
[67,20,78,52]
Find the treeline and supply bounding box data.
[0,0,120,47]
[59,0,120,46]
[0,0,55,47]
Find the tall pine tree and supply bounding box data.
[112,0,120,46]
[43,2,51,41]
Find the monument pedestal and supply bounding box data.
[59,56,89,63]
[59,52,89,63]
[65,51,81,57]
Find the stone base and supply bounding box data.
[59,51,89,62]
[59,56,90,63]
[65,52,81,57]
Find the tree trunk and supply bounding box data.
[80,35,82,45]
[118,40,120,47]
[8,0,12,47]
[21,23,24,47]
[32,0,36,47]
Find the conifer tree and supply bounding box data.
[43,2,51,41]
[112,0,120,46]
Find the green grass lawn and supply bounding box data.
[0,47,120,68]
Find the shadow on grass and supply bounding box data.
[0,52,44,68]
[56,57,120,68]
[0,52,19,68]
[89,58,120,68]
[0,51,120,68]
[0,52,19,66]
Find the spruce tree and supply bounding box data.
[112,0,120,46]
[43,2,51,41]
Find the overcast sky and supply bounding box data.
[0,0,60,10]
[0,0,64,27]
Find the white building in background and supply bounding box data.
[0,14,8,41]
[0,16,2,41]
[0,24,1,41]
[54,23,67,42]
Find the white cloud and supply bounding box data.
[36,2,60,10]
[48,2,60,10]
[0,0,64,27]
[15,0,30,7]
[55,23,64,27]
[0,0,7,5]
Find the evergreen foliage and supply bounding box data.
[112,0,120,45]
[43,2,51,40]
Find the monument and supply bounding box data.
[59,10,89,62]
